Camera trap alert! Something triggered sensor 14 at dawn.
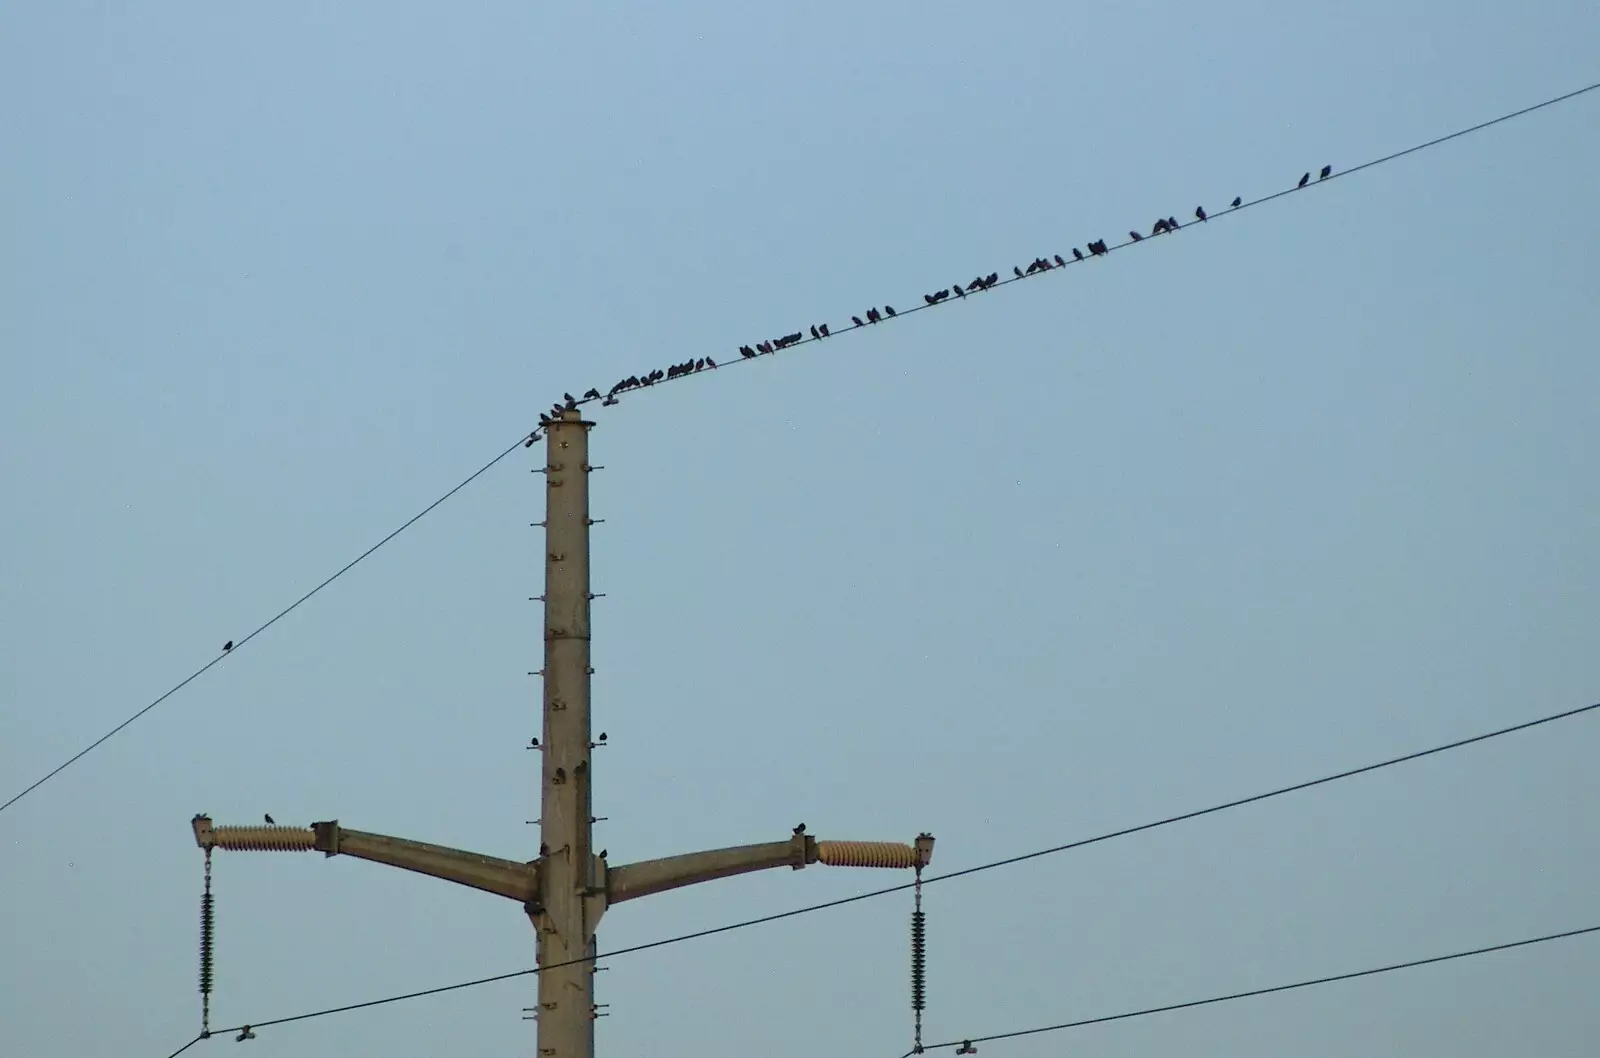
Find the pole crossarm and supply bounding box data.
[606,833,933,905]
[191,815,541,905]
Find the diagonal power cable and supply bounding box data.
[178,699,1598,1044]
[909,924,1600,1055]
[11,79,1599,818]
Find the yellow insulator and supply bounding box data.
[816,840,920,868]
[209,825,316,852]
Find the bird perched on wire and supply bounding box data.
[1298,172,1310,188]
[264,814,275,825]
[1319,164,1332,180]
[1129,230,1143,241]
[1195,205,1207,222]
[1072,247,1084,261]
[222,640,233,652]
[851,315,865,327]
[1231,196,1242,208]
[582,388,599,400]
[883,305,896,316]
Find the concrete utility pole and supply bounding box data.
[189,407,936,1057]
[535,406,600,1058]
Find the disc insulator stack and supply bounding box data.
[910,908,926,1012]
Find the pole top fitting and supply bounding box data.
[914,833,936,867]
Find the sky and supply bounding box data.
[2,3,1599,1057]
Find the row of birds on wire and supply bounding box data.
[526,164,1337,446]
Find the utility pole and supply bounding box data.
[189,406,935,1056]
[534,405,600,1058]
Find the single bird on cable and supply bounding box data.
[1195,205,1207,221]
[1231,195,1242,208]
[1072,247,1084,261]
[583,388,599,400]
[817,324,829,337]
[952,281,965,297]
[222,640,233,652]
[1129,230,1144,241]
[810,325,821,339]
[1013,265,1024,278]
[866,308,881,323]
[852,315,865,327]
[1152,220,1168,236]
[1054,254,1067,267]
[1320,164,1332,180]
[706,355,718,366]
[1167,216,1180,230]
[1298,172,1310,188]
[883,305,895,316]
[985,271,999,286]
[264,814,275,825]
[740,345,756,358]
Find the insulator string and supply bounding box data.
[199,847,214,1037]
[911,865,927,1053]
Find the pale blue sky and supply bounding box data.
[3,3,1598,1057]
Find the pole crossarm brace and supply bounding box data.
[191,815,541,906]
[605,833,934,905]
[190,815,930,911]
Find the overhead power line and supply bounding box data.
[910,923,1600,1055]
[165,700,1597,1044]
[0,439,525,816]
[9,79,1597,819]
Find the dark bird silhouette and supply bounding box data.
[538,412,551,425]
[740,345,756,358]
[1298,172,1310,188]
[1168,217,1180,230]
[925,294,939,306]
[1152,220,1168,235]
[818,324,829,337]
[1054,254,1067,267]
[986,271,999,286]
[883,305,895,316]
[1129,231,1143,241]
[810,325,821,340]
[598,732,607,742]
[582,388,599,400]
[1072,247,1084,261]
[1013,266,1024,278]
[529,737,540,747]
[599,849,607,859]
[222,640,233,652]
[758,341,774,354]
[236,1026,256,1042]
[264,814,274,825]
[1026,261,1041,275]
[867,308,881,323]
[563,393,575,403]
[793,822,806,835]
[555,767,566,782]
[852,315,865,327]
[952,281,965,297]
[1231,196,1242,208]
[1195,206,1207,222]
[1320,164,1332,180]
[706,355,717,367]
